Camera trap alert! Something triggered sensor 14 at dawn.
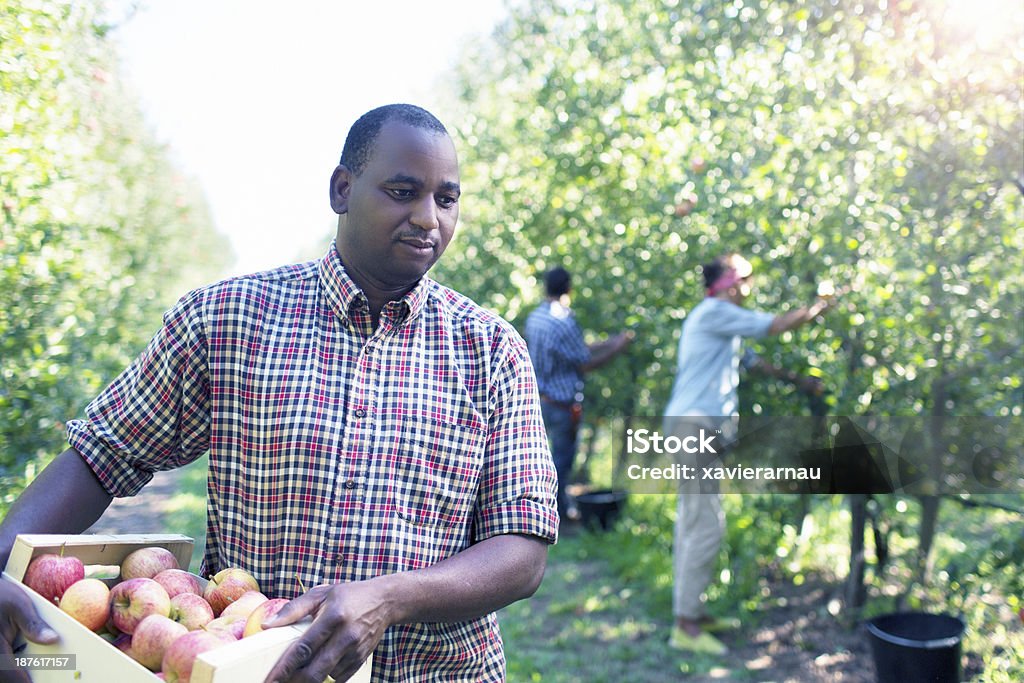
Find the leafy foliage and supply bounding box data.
[438,0,1022,421]
[1,0,231,506]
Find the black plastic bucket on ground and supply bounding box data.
[574,489,627,530]
[866,612,965,683]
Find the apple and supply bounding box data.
[59,578,110,631]
[203,568,259,616]
[22,552,85,603]
[161,629,232,683]
[219,590,267,622]
[154,569,202,598]
[110,578,171,634]
[243,598,290,637]
[690,156,707,174]
[204,615,245,640]
[131,614,188,671]
[121,547,180,580]
[673,196,697,217]
[169,592,214,631]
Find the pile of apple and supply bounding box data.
[21,546,289,682]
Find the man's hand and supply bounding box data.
[614,329,636,351]
[0,579,59,683]
[261,582,387,683]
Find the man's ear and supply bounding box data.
[329,164,353,214]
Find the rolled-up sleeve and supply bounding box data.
[67,290,211,497]
[473,334,559,544]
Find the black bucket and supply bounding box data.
[574,489,627,530]
[866,612,965,683]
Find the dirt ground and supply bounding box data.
[513,530,882,682]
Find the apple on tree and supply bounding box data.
[22,550,85,603]
[59,578,110,632]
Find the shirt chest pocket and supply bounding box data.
[393,419,486,528]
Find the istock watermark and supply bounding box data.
[610,416,1023,495]
[626,427,719,455]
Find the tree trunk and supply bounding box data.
[846,493,869,609]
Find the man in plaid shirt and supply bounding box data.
[525,267,633,521]
[0,104,559,682]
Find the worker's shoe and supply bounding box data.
[698,615,741,633]
[668,626,728,655]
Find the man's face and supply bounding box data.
[331,120,460,292]
[735,275,753,301]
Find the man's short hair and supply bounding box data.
[703,253,753,290]
[701,259,728,289]
[340,104,449,176]
[544,267,572,297]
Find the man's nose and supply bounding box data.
[409,197,439,231]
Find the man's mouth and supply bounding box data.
[397,237,436,252]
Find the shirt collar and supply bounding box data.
[318,241,432,325]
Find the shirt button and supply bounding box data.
[354,408,366,418]
[344,480,357,489]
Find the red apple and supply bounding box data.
[673,196,697,217]
[219,590,267,622]
[169,593,214,631]
[203,568,259,616]
[690,156,707,174]
[59,578,110,631]
[132,614,188,671]
[121,547,180,580]
[204,615,245,640]
[161,629,232,683]
[109,578,171,634]
[243,598,290,637]
[22,552,85,603]
[154,569,202,598]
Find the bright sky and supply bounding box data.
[112,0,508,276]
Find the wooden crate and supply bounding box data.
[3,534,371,682]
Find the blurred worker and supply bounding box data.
[664,253,836,654]
[525,267,633,522]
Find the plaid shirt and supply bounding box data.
[524,300,590,404]
[67,242,558,682]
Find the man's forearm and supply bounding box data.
[582,332,632,373]
[768,299,830,336]
[373,534,548,625]
[0,448,112,567]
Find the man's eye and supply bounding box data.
[389,188,416,199]
[437,195,459,208]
